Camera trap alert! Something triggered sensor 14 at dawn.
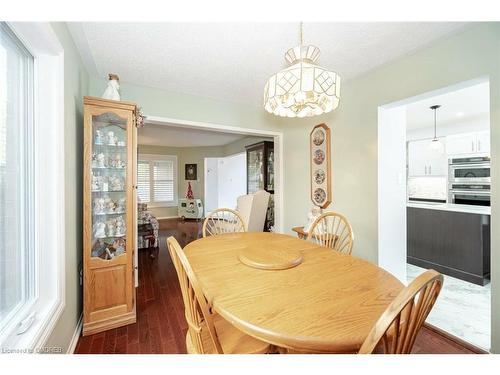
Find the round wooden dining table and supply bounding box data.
[183,232,404,353]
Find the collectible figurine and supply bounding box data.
[94,197,106,214]
[117,197,126,213]
[109,175,123,191]
[107,131,117,146]
[93,221,106,238]
[106,219,116,237]
[105,197,117,213]
[96,152,106,168]
[114,154,125,168]
[91,173,100,191]
[91,239,107,258]
[104,248,114,260]
[95,130,104,145]
[102,73,121,101]
[111,238,126,256]
[304,206,323,233]
[115,216,125,236]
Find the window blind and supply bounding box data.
[153,160,174,202]
[137,156,176,205]
[137,160,150,202]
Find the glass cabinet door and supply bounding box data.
[90,112,128,260]
[267,149,274,192]
[247,148,264,193]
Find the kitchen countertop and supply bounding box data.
[407,202,491,215]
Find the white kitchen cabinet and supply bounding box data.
[476,131,490,154]
[446,131,490,156]
[446,133,475,155]
[408,138,447,177]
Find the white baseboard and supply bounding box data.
[156,215,179,220]
[67,314,83,354]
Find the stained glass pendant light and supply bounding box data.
[263,22,341,118]
[428,105,445,154]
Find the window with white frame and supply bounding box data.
[0,22,35,341]
[0,22,64,352]
[138,154,177,207]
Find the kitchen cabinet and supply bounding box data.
[446,131,490,155]
[407,206,490,285]
[83,96,137,336]
[407,138,447,176]
[476,131,490,154]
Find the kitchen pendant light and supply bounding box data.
[429,105,444,154]
[263,22,341,118]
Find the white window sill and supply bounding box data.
[0,297,64,353]
[147,201,178,208]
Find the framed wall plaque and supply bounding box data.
[185,163,197,180]
[310,123,331,208]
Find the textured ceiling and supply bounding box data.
[138,123,245,147]
[69,22,468,106]
[406,81,489,130]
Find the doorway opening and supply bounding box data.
[378,77,491,351]
[204,152,247,215]
[134,115,283,284]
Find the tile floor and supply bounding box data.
[406,263,490,350]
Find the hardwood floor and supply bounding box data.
[74,218,480,354]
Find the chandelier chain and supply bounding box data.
[300,22,304,46]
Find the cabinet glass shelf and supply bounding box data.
[93,211,126,216]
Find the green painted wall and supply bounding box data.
[43,23,89,352]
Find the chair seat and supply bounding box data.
[185,313,270,354]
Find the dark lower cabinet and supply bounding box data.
[407,207,490,286]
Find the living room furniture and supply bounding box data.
[83,96,137,336]
[137,201,159,259]
[359,270,443,354]
[202,208,247,237]
[183,232,404,353]
[138,223,157,259]
[167,237,272,354]
[245,141,274,231]
[178,198,204,220]
[236,190,270,232]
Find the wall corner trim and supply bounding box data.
[67,314,83,354]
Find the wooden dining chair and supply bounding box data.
[358,269,443,354]
[306,212,354,254]
[202,208,247,238]
[166,236,271,354]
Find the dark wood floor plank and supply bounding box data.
[103,329,117,354]
[75,218,477,354]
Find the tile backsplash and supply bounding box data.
[408,176,447,201]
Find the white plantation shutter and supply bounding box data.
[137,161,150,202]
[153,160,174,202]
[138,155,177,206]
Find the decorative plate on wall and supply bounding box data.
[310,123,331,208]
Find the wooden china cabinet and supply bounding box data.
[245,141,274,231]
[82,96,137,336]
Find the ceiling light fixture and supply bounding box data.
[263,22,341,118]
[429,105,444,154]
